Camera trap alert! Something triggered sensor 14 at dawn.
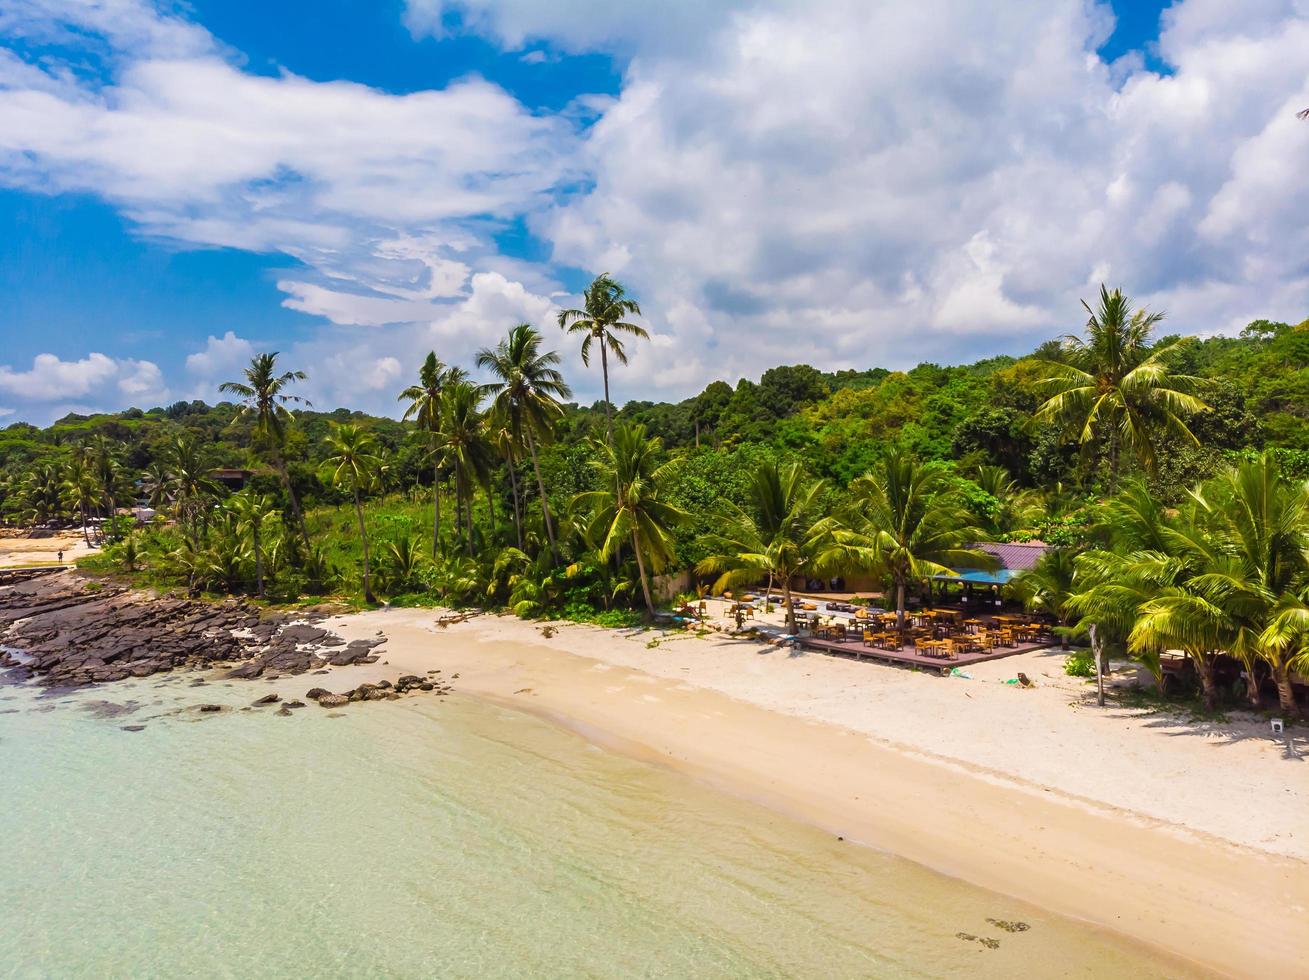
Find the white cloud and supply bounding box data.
[185,331,255,376]
[3,0,1309,423]
[0,352,168,416]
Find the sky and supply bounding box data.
[0,0,1306,425]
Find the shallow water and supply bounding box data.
[0,675,1207,979]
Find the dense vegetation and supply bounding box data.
[4,280,1309,713]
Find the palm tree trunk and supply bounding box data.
[274,452,310,550]
[431,458,441,559]
[80,503,90,547]
[782,577,797,635]
[253,521,264,598]
[600,338,614,444]
[353,487,373,603]
[506,452,523,549]
[524,424,557,561]
[1272,662,1299,718]
[1194,652,1216,712]
[895,578,906,632]
[633,529,655,619]
[1090,623,1106,707]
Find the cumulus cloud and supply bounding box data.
[2,0,1308,422]
[0,352,169,420]
[534,0,1309,390]
[185,331,255,377]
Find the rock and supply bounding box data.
[419,682,434,692]
[197,704,223,713]
[317,694,349,708]
[252,693,281,706]
[305,688,331,701]
[284,700,306,709]
[376,680,392,690]
[121,724,146,732]
[275,706,293,717]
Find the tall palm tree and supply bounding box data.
[477,323,572,561]
[557,274,647,442]
[487,404,525,549]
[228,490,277,598]
[1203,454,1309,716]
[166,434,221,545]
[433,380,496,556]
[21,464,66,528]
[835,452,994,631]
[87,435,129,522]
[1032,285,1209,484]
[573,423,687,618]
[321,423,383,603]
[697,459,831,634]
[1066,481,1180,705]
[219,352,311,548]
[141,460,173,511]
[61,453,99,547]
[398,352,467,558]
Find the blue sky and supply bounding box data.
[1,0,1306,424]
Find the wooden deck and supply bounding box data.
[799,635,1046,673]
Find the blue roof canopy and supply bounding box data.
[931,568,1019,586]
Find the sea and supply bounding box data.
[0,671,1209,978]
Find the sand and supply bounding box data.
[0,530,96,568]
[306,602,1309,977]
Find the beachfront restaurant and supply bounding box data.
[932,541,1048,611]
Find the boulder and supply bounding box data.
[252,693,281,706]
[316,694,349,708]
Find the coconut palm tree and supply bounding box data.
[476,324,572,561]
[573,423,687,618]
[835,452,994,631]
[61,453,100,547]
[1203,454,1309,716]
[141,460,173,511]
[557,274,647,442]
[1032,285,1209,484]
[697,459,831,634]
[166,434,221,545]
[320,423,383,603]
[398,352,467,558]
[228,490,277,598]
[486,404,525,549]
[433,380,495,556]
[20,464,65,528]
[219,352,311,548]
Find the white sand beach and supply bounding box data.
[310,601,1309,979]
[0,530,95,568]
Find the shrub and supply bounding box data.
[1063,653,1095,677]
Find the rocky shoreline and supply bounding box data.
[0,570,421,707]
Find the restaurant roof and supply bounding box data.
[975,541,1049,571]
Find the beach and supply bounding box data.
[0,529,95,568]
[313,603,1309,979]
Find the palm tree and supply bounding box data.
[1032,285,1209,483]
[61,453,99,547]
[1012,549,1079,650]
[20,464,65,528]
[228,490,277,598]
[398,352,467,558]
[1203,454,1309,716]
[835,452,994,631]
[557,274,647,442]
[487,405,525,549]
[433,380,495,556]
[573,423,686,618]
[697,460,830,634]
[320,423,383,603]
[477,324,572,561]
[219,352,311,548]
[166,434,220,545]
[141,460,173,511]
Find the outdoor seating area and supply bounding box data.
[796,606,1055,671]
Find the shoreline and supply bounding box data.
[320,606,1309,979]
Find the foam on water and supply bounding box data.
[0,675,1208,978]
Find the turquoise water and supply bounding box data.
[0,674,1206,978]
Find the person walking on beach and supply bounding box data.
[57,550,64,564]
